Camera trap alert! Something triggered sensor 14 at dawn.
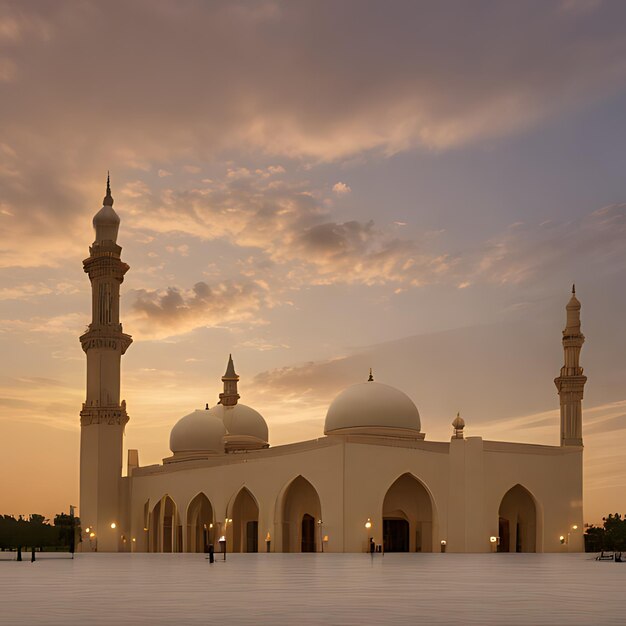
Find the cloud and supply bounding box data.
[128,279,272,339]
[332,182,351,195]
[0,2,625,268]
[469,204,626,285]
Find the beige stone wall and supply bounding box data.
[125,435,583,554]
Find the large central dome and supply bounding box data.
[324,381,423,438]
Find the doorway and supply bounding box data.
[383,518,410,552]
[301,514,316,552]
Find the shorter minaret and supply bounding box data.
[554,286,587,446]
[219,354,240,406]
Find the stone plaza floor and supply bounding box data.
[0,552,624,625]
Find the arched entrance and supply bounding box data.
[280,476,322,553]
[186,493,214,553]
[149,496,182,552]
[382,474,433,552]
[497,484,537,553]
[230,488,259,553]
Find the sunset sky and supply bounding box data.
[1,0,625,523]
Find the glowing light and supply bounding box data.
[89,532,95,538]
[323,535,329,542]
[132,538,136,542]
[219,535,226,542]
[441,540,447,546]
[110,522,116,529]
[85,527,90,534]
[559,535,566,544]
[266,532,271,541]
[490,536,498,543]
[365,518,372,529]
[572,525,578,530]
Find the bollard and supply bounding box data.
[31,548,36,562]
[208,544,214,564]
[17,546,22,562]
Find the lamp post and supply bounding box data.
[219,535,226,560]
[365,518,372,553]
[490,536,498,553]
[318,520,323,553]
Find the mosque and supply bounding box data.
[79,180,586,554]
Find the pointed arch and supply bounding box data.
[149,495,181,553]
[227,487,259,553]
[185,492,215,553]
[497,483,539,553]
[278,475,323,553]
[381,473,435,552]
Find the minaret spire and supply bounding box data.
[219,354,240,406]
[368,368,374,382]
[554,286,586,446]
[103,171,114,207]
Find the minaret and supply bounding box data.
[219,354,240,406]
[554,285,587,447]
[79,175,132,551]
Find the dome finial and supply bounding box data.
[572,283,576,295]
[103,171,114,207]
[452,412,465,439]
[368,368,374,382]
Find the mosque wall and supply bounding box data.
[482,442,583,552]
[123,436,581,554]
[128,439,346,553]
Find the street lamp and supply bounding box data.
[219,535,227,560]
[318,519,323,552]
[365,518,372,553]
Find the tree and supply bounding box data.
[584,513,626,552]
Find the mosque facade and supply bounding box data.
[79,182,586,554]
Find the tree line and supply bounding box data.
[0,513,81,552]
[584,514,626,552]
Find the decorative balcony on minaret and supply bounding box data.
[79,175,132,552]
[554,286,587,447]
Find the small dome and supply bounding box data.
[211,403,269,451]
[93,205,120,227]
[324,381,422,437]
[169,409,226,456]
[92,174,120,243]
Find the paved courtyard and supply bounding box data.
[1,553,624,625]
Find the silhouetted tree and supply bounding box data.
[584,513,626,552]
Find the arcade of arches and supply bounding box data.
[146,479,541,554]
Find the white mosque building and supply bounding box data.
[79,180,586,554]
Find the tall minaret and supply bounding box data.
[554,286,587,447]
[79,175,132,552]
[218,354,240,406]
